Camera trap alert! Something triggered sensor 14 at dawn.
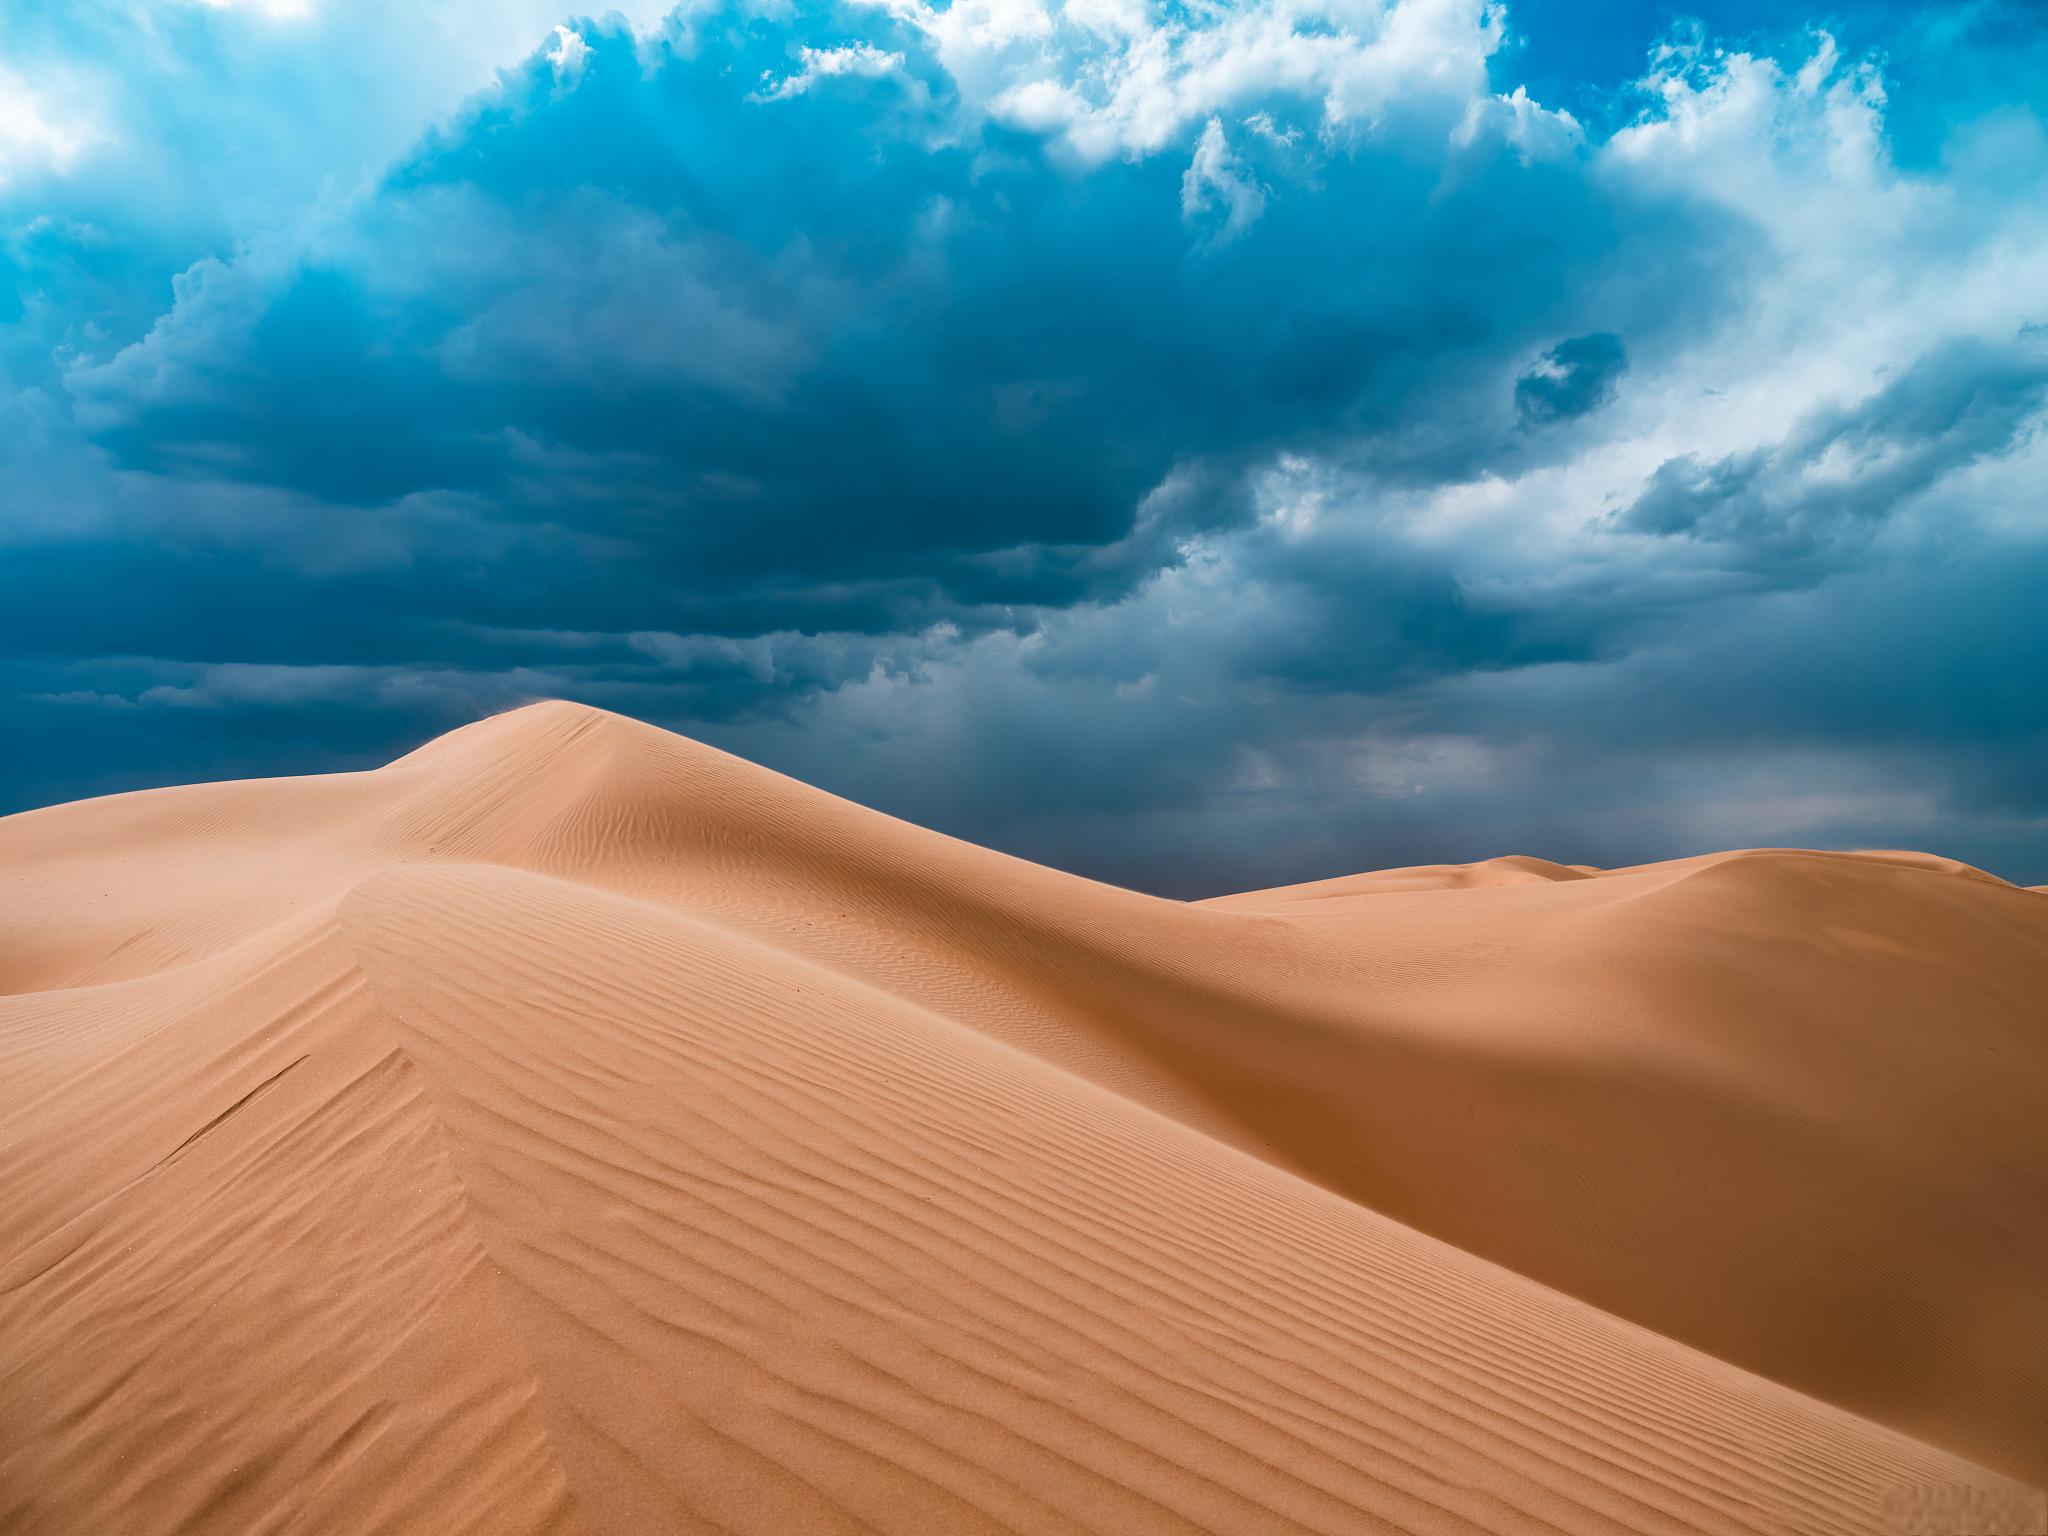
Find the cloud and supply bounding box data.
[1618,333,2048,559]
[756,42,906,99]
[951,0,1523,160]
[0,63,108,187]
[1180,118,1265,242]
[61,2,1697,622]
[1514,331,1627,426]
[2,0,2047,889]
[182,0,319,18]
[546,24,591,83]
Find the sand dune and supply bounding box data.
[2,701,2042,1535]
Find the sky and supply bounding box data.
[2,0,2045,895]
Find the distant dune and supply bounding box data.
[2,700,2042,1535]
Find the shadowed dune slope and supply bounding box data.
[1,700,2043,1534]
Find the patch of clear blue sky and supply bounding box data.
[1507,0,2048,164]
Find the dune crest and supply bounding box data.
[2,700,2043,1535]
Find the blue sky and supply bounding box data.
[2,0,2045,893]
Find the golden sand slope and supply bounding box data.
[1,701,2042,1535]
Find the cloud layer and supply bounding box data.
[3,0,2046,891]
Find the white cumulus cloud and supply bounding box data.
[1180,117,1265,241]
[756,43,907,101]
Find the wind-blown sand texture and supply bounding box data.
[2,701,2043,1535]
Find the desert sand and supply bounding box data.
[1,699,2042,1535]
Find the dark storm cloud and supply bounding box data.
[57,7,1721,631]
[1514,332,1628,426]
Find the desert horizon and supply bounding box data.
[3,699,2044,1534]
